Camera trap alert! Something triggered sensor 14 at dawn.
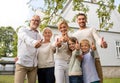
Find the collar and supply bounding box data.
[27,27,39,32]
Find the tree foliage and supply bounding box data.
[27,0,118,30]
[0,26,17,57]
[118,4,120,13]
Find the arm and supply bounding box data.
[75,41,83,60]
[92,28,107,48]
[18,27,42,48]
[91,42,96,51]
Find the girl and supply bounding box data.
[68,37,83,83]
[80,39,100,83]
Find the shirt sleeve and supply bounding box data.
[92,28,101,46]
[17,27,37,47]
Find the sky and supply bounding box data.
[0,0,30,29]
[0,0,120,30]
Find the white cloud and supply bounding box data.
[0,0,30,29]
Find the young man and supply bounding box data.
[72,13,107,83]
[14,15,43,83]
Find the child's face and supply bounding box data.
[68,40,76,51]
[80,43,90,53]
[59,23,68,35]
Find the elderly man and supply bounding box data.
[14,15,43,83]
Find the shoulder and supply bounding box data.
[18,26,29,32]
[88,26,97,30]
[72,30,79,36]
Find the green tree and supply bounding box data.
[0,26,17,57]
[27,0,117,30]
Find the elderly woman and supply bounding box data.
[37,27,55,83]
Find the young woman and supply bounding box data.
[54,20,70,83]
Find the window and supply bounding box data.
[116,40,120,58]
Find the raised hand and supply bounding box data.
[91,42,96,51]
[75,40,80,50]
[101,37,107,48]
[55,38,62,47]
[34,39,43,48]
[62,33,69,42]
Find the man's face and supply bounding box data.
[30,15,41,30]
[77,15,87,28]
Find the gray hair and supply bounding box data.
[42,27,52,33]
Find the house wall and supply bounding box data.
[102,66,120,78]
[97,31,120,66]
[97,31,120,78]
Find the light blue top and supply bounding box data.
[82,51,100,83]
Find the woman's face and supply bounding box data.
[59,23,68,36]
[43,29,52,41]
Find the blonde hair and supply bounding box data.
[80,39,90,47]
[58,20,69,30]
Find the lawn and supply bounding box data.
[0,75,38,83]
[0,75,120,83]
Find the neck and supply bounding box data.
[82,50,89,55]
[43,40,50,43]
[62,33,68,36]
[79,26,86,30]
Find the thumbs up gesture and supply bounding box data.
[91,42,96,51]
[75,40,80,50]
[34,39,43,48]
[101,37,107,48]
[62,33,69,42]
[55,38,62,47]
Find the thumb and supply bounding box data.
[76,40,79,44]
[92,42,94,45]
[101,37,104,42]
[40,39,43,42]
[91,42,95,47]
[57,38,59,42]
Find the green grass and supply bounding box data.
[0,75,120,83]
[0,75,38,83]
[103,78,120,83]
[0,75,14,83]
